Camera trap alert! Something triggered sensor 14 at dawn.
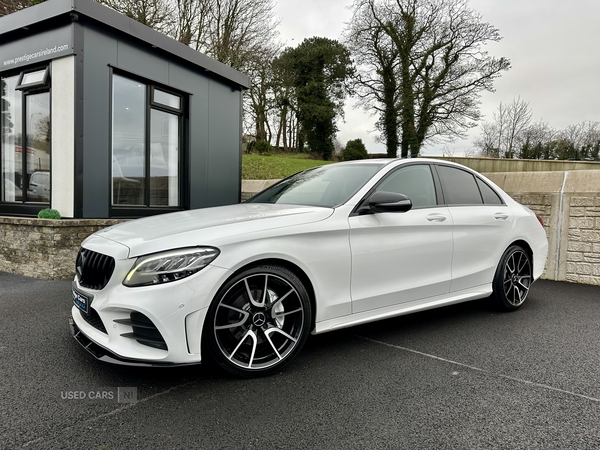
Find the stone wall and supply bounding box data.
[0,217,125,280]
[566,196,600,284]
[485,171,600,285]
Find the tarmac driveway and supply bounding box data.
[1,271,599,449]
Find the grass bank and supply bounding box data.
[242,153,333,179]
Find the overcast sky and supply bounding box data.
[273,0,600,155]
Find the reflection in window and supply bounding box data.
[153,88,180,110]
[477,178,504,205]
[1,76,21,202]
[1,74,50,204]
[26,93,51,202]
[376,165,437,208]
[112,75,146,205]
[437,166,483,205]
[150,109,179,206]
[111,74,183,209]
[17,67,49,90]
[248,164,383,207]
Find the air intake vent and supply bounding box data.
[76,248,115,290]
[114,312,168,351]
[79,307,107,334]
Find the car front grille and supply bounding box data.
[79,307,107,334]
[114,312,168,351]
[76,248,115,290]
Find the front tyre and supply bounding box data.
[492,245,532,311]
[205,265,312,377]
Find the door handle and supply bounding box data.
[426,214,447,222]
[494,213,509,220]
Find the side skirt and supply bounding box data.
[313,284,492,334]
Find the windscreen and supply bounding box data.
[247,163,384,208]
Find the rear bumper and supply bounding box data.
[69,316,200,368]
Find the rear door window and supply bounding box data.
[436,165,483,205]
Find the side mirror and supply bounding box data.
[368,191,412,213]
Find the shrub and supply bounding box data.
[254,140,273,155]
[37,208,61,220]
[342,138,368,161]
[245,140,255,154]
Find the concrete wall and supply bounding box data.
[429,157,600,173]
[485,171,600,285]
[51,55,76,218]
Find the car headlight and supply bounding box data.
[123,247,220,287]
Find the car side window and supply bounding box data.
[375,165,437,208]
[477,178,504,205]
[476,178,504,205]
[436,165,483,205]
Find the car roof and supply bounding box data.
[339,157,459,168]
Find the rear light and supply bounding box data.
[535,213,545,227]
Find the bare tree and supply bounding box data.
[96,0,173,34]
[94,0,279,75]
[492,101,507,156]
[171,0,212,47]
[473,121,500,157]
[561,122,586,152]
[475,97,532,158]
[581,121,600,160]
[504,97,532,158]
[463,146,477,157]
[520,120,555,159]
[1,0,45,16]
[192,0,279,72]
[344,1,401,156]
[171,0,281,143]
[559,120,600,160]
[346,0,510,158]
[441,144,454,157]
[244,43,281,143]
[1,0,24,16]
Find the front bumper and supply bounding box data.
[70,239,232,365]
[69,316,199,367]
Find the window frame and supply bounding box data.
[476,177,505,205]
[16,67,50,91]
[432,163,506,207]
[151,87,182,114]
[1,65,52,217]
[109,70,188,218]
[373,163,439,209]
[352,162,444,215]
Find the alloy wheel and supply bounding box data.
[501,248,531,307]
[211,269,308,373]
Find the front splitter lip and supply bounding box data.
[69,316,201,368]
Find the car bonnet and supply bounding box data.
[87,203,334,258]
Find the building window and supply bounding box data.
[1,68,51,208]
[17,67,49,90]
[111,74,183,210]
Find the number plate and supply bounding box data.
[72,283,92,314]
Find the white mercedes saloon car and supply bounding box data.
[70,158,548,377]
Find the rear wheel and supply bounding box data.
[205,265,312,377]
[492,245,532,311]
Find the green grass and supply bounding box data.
[242,153,334,179]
